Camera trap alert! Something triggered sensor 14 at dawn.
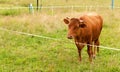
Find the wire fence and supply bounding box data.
[0,27,120,51]
[1,5,120,9]
[1,5,120,15]
[0,5,120,51]
[0,5,111,9]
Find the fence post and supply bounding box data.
[111,0,114,9]
[37,0,39,11]
[29,3,34,14]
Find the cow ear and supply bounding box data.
[63,17,70,24]
[79,20,86,28]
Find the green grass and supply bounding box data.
[0,27,120,72]
[0,0,120,72]
[0,0,120,16]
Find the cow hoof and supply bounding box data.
[90,61,94,64]
[78,58,82,62]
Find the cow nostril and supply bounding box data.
[67,36,73,39]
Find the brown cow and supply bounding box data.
[63,12,103,62]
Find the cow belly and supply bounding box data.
[92,27,101,41]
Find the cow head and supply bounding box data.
[63,17,86,39]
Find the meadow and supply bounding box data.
[0,0,120,72]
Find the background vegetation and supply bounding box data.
[0,0,120,72]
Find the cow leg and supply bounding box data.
[93,47,96,58]
[94,39,100,54]
[78,48,82,61]
[93,42,96,59]
[93,39,100,59]
[75,43,84,61]
[87,43,93,62]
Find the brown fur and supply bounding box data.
[63,12,103,62]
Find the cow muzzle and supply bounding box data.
[67,35,73,39]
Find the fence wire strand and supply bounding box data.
[0,27,120,51]
[0,5,120,10]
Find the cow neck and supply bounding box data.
[74,36,85,43]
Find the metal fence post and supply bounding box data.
[29,3,34,14]
[111,0,114,10]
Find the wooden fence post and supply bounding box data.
[37,0,39,11]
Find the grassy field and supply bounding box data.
[0,0,120,72]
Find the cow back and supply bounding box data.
[80,13,103,41]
